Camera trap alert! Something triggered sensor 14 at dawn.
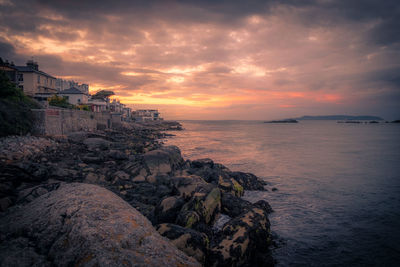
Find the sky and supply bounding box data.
[0,0,399,120]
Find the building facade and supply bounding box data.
[56,79,89,94]
[15,60,57,97]
[58,87,89,105]
[133,109,162,122]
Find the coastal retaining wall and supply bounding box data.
[31,108,122,136]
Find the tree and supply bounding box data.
[0,71,41,136]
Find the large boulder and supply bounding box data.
[0,183,200,267]
[176,187,221,229]
[143,146,184,176]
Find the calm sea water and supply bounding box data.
[165,120,400,266]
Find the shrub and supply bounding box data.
[0,71,41,136]
[48,95,75,109]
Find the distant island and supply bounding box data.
[264,119,298,123]
[288,115,384,121]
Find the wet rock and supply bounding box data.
[177,188,221,228]
[221,192,253,217]
[157,223,209,264]
[229,171,267,190]
[254,200,273,214]
[0,183,200,267]
[217,176,244,197]
[209,207,273,267]
[191,158,214,168]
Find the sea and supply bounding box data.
[164,120,400,266]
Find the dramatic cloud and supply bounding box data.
[1,0,399,119]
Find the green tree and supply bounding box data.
[0,71,41,136]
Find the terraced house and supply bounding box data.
[15,60,57,98]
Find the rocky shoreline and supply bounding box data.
[0,121,274,266]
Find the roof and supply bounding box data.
[15,66,56,79]
[59,87,86,95]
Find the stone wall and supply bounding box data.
[31,108,121,136]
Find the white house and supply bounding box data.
[58,87,88,105]
[133,109,162,122]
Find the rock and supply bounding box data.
[0,197,13,212]
[82,155,103,164]
[229,171,266,190]
[221,192,253,217]
[0,183,200,267]
[217,176,244,197]
[83,137,111,150]
[212,213,232,232]
[122,182,174,207]
[143,146,184,176]
[17,181,63,205]
[112,170,131,184]
[209,207,273,267]
[177,188,221,228]
[157,223,209,264]
[155,196,185,224]
[254,200,273,214]
[176,210,200,229]
[171,175,211,199]
[67,131,89,143]
[191,158,214,168]
[107,149,128,160]
[84,173,99,183]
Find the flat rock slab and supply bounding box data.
[0,183,200,267]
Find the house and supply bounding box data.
[56,78,89,94]
[133,109,162,122]
[15,60,57,97]
[122,107,132,120]
[87,97,109,112]
[58,87,89,105]
[109,99,124,113]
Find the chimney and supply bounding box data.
[26,60,39,71]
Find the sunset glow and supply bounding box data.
[1,0,399,119]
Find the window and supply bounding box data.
[17,74,23,81]
[37,75,40,83]
[19,85,24,90]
